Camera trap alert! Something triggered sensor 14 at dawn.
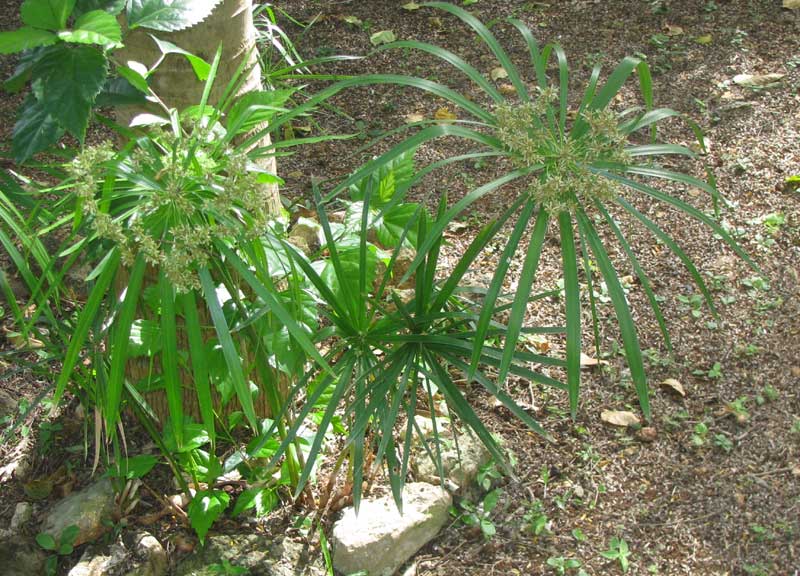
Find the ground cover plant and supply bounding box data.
[1,0,798,574]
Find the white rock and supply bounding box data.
[332,483,451,576]
[41,478,116,546]
[9,502,33,531]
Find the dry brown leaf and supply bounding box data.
[434,107,457,123]
[580,353,609,368]
[664,24,684,36]
[791,366,800,377]
[660,378,686,397]
[637,427,658,442]
[490,66,508,81]
[498,83,516,95]
[733,73,785,87]
[783,0,800,9]
[405,113,425,124]
[601,410,641,427]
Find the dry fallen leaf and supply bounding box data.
[490,66,508,81]
[498,83,516,95]
[405,112,425,124]
[601,410,641,427]
[733,73,785,88]
[791,366,800,377]
[783,0,800,9]
[664,24,684,36]
[434,107,457,123]
[580,353,609,368]
[369,30,397,46]
[402,1,421,9]
[660,378,686,397]
[694,34,713,45]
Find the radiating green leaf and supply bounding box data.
[559,211,582,418]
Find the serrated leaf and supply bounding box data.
[94,76,148,106]
[0,28,58,54]
[370,30,397,46]
[127,0,225,32]
[12,95,64,162]
[21,0,76,30]
[3,46,48,92]
[58,10,122,47]
[188,489,229,544]
[31,43,107,141]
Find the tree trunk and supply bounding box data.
[116,0,280,214]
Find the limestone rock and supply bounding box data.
[174,534,325,576]
[67,531,167,576]
[332,482,452,576]
[10,501,33,531]
[41,478,116,547]
[0,532,47,575]
[411,417,490,492]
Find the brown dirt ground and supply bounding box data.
[2,1,800,575]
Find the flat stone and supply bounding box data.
[332,482,452,576]
[10,501,33,531]
[67,531,167,576]
[174,534,325,576]
[41,478,116,547]
[0,533,46,576]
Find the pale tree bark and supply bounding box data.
[116,0,281,214]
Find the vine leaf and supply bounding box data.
[127,0,225,32]
[58,9,123,47]
[21,0,76,31]
[12,95,65,163]
[0,28,58,54]
[31,43,108,142]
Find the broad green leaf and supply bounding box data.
[4,46,48,92]
[31,43,108,141]
[112,454,159,479]
[35,533,57,551]
[148,35,211,80]
[117,65,149,92]
[0,28,57,54]
[58,10,122,47]
[187,489,229,544]
[127,0,224,32]
[21,0,76,30]
[232,487,277,517]
[12,95,64,162]
[94,76,148,107]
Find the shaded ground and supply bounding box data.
[1,1,800,575]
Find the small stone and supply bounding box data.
[0,388,17,419]
[41,478,116,547]
[9,502,33,531]
[332,483,452,576]
[638,427,658,443]
[0,534,46,575]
